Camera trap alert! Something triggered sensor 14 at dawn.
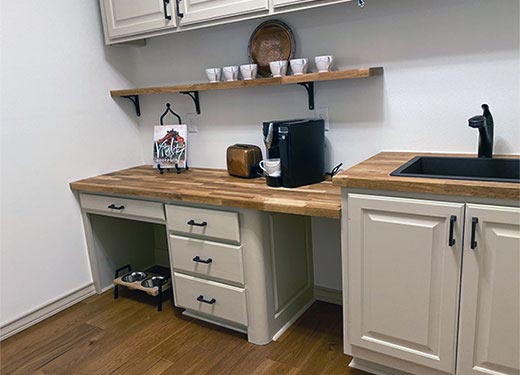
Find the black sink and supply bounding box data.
[390,156,519,183]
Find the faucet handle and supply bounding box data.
[469,115,486,128]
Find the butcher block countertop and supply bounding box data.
[70,166,342,219]
[333,152,520,200]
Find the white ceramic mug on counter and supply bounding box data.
[290,58,308,75]
[205,68,221,83]
[259,158,281,177]
[223,66,239,81]
[240,64,258,80]
[269,61,288,77]
[315,55,334,72]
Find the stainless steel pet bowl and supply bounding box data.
[141,276,166,288]
[122,271,147,283]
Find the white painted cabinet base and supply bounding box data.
[78,194,314,347]
[342,189,520,375]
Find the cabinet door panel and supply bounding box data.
[347,194,464,373]
[458,204,520,375]
[102,0,175,39]
[180,0,268,25]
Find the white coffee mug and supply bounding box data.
[269,61,288,77]
[315,55,335,73]
[240,64,258,80]
[290,58,308,75]
[205,68,221,83]
[223,66,239,81]
[259,158,281,176]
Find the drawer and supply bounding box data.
[173,272,247,326]
[166,205,240,244]
[169,235,244,285]
[80,194,165,222]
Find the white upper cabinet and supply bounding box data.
[178,0,268,25]
[457,204,520,375]
[347,194,464,373]
[101,0,176,39]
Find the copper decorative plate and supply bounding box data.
[248,20,296,77]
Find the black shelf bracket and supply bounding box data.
[180,91,201,114]
[297,82,315,110]
[122,95,141,116]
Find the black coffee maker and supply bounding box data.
[262,119,325,188]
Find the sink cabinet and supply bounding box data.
[457,204,520,375]
[343,193,520,375]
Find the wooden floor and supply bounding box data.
[0,290,368,375]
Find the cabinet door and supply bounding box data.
[347,194,464,373]
[458,204,520,375]
[179,0,268,25]
[102,0,176,39]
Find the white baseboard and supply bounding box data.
[0,282,96,341]
[314,286,342,305]
[272,297,315,341]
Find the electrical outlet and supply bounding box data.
[186,113,198,133]
[314,107,330,131]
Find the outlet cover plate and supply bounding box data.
[186,113,198,133]
[314,107,330,131]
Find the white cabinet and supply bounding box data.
[347,194,464,373]
[99,0,353,44]
[344,193,520,375]
[457,204,520,375]
[101,0,176,39]
[178,0,268,25]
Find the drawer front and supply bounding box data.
[80,194,165,221]
[173,272,247,326]
[166,205,240,243]
[170,235,244,285]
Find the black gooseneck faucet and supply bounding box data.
[468,104,494,158]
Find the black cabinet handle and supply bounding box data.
[193,256,212,264]
[175,0,184,18]
[108,204,125,210]
[470,217,478,249]
[448,215,456,246]
[187,220,207,227]
[197,295,216,304]
[163,0,172,20]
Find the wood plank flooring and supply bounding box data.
[0,290,368,375]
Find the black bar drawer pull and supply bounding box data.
[448,215,456,246]
[470,217,478,249]
[187,220,207,227]
[193,256,212,264]
[197,295,216,304]
[108,204,125,210]
[163,0,172,20]
[175,0,184,18]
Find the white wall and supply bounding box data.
[129,0,519,289]
[0,1,142,325]
[1,0,518,329]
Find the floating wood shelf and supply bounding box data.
[111,67,383,116]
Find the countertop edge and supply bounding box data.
[332,152,520,201]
